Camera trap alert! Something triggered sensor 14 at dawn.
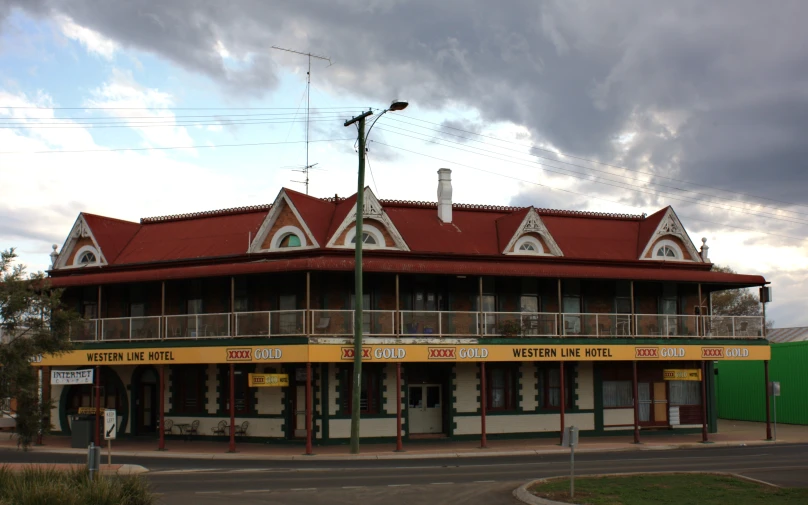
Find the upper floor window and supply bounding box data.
[652,239,684,260]
[514,236,544,255]
[279,233,301,248]
[656,245,677,258]
[73,245,100,266]
[351,232,377,245]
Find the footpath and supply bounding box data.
[1,420,806,462]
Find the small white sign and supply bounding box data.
[104,409,116,440]
[51,369,94,385]
[562,426,579,448]
[771,381,781,397]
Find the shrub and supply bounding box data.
[0,466,154,505]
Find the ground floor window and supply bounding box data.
[603,381,633,408]
[172,365,207,414]
[538,365,573,409]
[340,365,382,415]
[65,371,123,412]
[669,380,701,406]
[486,365,518,411]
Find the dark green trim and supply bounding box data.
[593,363,604,431]
[479,337,769,346]
[130,364,160,436]
[321,363,329,442]
[73,337,309,350]
[453,409,595,417]
[57,366,129,436]
[166,364,208,417]
[707,361,717,433]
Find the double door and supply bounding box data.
[638,382,668,426]
[408,384,442,434]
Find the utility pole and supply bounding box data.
[272,46,331,194]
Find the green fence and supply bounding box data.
[716,341,808,425]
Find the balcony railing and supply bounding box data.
[69,311,765,341]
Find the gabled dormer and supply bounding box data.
[53,214,108,269]
[248,189,320,253]
[325,188,409,251]
[638,207,703,262]
[498,207,563,256]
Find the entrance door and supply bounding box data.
[138,383,157,434]
[408,384,442,434]
[653,382,668,425]
[638,382,669,426]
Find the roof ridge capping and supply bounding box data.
[379,199,643,220]
[140,204,273,224]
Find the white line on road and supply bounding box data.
[243,489,271,493]
[431,482,454,485]
[291,488,317,491]
[388,484,410,487]
[474,480,496,483]
[195,491,221,494]
[342,486,365,489]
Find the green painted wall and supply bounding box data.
[717,341,808,425]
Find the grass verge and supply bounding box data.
[0,465,155,505]
[530,473,808,505]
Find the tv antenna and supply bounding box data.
[272,46,332,194]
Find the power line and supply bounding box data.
[0,138,353,155]
[0,105,363,110]
[0,118,348,130]
[0,110,360,123]
[374,126,808,228]
[373,140,806,242]
[380,117,808,220]
[388,112,808,212]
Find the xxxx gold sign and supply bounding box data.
[248,373,289,387]
[663,369,702,381]
[33,345,308,366]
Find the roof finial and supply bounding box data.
[700,237,710,262]
[50,244,59,268]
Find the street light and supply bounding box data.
[344,100,409,454]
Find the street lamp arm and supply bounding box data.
[364,108,389,141]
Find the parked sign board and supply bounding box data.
[248,373,289,387]
[663,369,702,381]
[104,409,116,440]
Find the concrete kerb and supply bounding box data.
[0,463,149,475]
[7,438,783,462]
[513,471,782,505]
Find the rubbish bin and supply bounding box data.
[70,415,95,448]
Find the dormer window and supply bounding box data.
[79,251,97,264]
[351,232,377,245]
[513,236,544,255]
[269,225,307,250]
[652,239,684,260]
[279,233,301,248]
[72,245,100,266]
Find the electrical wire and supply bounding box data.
[0,110,364,122]
[366,151,380,196]
[0,138,353,155]
[372,139,806,242]
[0,117,349,130]
[386,112,808,212]
[379,117,808,220]
[0,105,368,110]
[374,125,808,228]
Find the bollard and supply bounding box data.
[87,442,101,482]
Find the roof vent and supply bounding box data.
[437,168,452,223]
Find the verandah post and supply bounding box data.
[228,363,236,452]
[305,362,313,455]
[633,360,640,444]
[480,361,487,448]
[395,362,403,452]
[158,365,166,450]
[559,361,565,444]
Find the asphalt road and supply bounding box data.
[2,444,807,504]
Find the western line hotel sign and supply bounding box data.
[32,344,769,366]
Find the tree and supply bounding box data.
[0,248,73,450]
[710,265,773,328]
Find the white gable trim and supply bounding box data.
[502,208,563,256]
[249,190,319,253]
[54,214,108,269]
[325,188,410,251]
[639,207,702,262]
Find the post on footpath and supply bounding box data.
[104,409,116,466]
[561,425,578,500]
[769,381,780,441]
[87,442,100,482]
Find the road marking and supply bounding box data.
[431,482,453,485]
[388,484,410,487]
[243,489,271,493]
[343,486,365,489]
[291,488,317,491]
[474,480,496,483]
[195,491,221,494]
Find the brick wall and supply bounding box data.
[645,235,694,260]
[576,362,594,410]
[520,362,539,411]
[334,218,394,247]
[64,236,95,265]
[260,201,303,249]
[453,363,479,413]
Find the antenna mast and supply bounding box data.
[272,46,332,194]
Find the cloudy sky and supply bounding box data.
[1,0,805,326]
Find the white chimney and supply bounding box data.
[437,168,453,223]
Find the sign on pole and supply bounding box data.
[562,426,579,499]
[769,381,780,441]
[104,410,116,440]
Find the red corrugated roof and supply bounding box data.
[47,255,767,288]
[285,189,336,246]
[82,213,141,263]
[495,207,530,252]
[386,205,506,255]
[543,215,641,260]
[113,211,265,264]
[637,207,668,257]
[325,194,357,241]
